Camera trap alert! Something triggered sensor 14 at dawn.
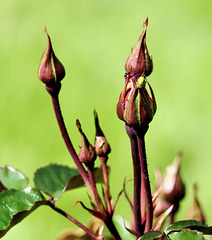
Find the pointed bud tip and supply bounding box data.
[77,121,96,165]
[76,119,81,130]
[43,26,48,34]
[38,27,65,85]
[94,110,105,137]
[143,17,148,28]
[125,18,153,76]
[186,183,205,223]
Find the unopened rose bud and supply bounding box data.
[125,18,153,76]
[117,19,156,129]
[186,183,205,223]
[162,151,185,203]
[76,119,96,168]
[117,74,156,127]
[94,111,111,159]
[38,27,65,86]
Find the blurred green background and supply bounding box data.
[0,0,212,239]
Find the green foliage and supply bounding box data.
[0,166,28,190]
[34,164,79,200]
[164,220,207,235]
[138,221,212,240]
[34,164,106,200]
[168,229,204,240]
[0,163,110,238]
[164,220,212,240]
[0,188,45,238]
[138,231,162,239]
[0,166,45,238]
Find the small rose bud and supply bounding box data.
[125,18,153,76]
[117,74,156,127]
[162,151,185,203]
[186,183,205,223]
[38,27,65,86]
[94,110,111,159]
[76,119,96,168]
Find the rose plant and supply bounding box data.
[0,19,211,240]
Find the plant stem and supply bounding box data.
[100,156,113,216]
[87,168,103,212]
[47,201,98,240]
[137,133,153,233]
[104,217,122,240]
[125,125,144,236]
[46,84,90,189]
[88,165,121,240]
[46,85,120,240]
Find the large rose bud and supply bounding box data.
[117,74,156,127]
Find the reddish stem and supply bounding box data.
[47,201,98,239]
[104,217,122,240]
[100,157,113,216]
[137,133,153,233]
[87,168,103,212]
[125,125,144,236]
[45,84,90,189]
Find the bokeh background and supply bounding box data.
[0,0,212,239]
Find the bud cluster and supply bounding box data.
[76,111,111,168]
[117,18,156,128]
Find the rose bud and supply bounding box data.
[161,151,185,203]
[125,18,153,76]
[76,119,96,169]
[117,74,156,127]
[186,183,205,223]
[38,27,65,86]
[94,110,111,160]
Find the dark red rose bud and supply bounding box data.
[117,74,156,127]
[125,18,153,76]
[38,27,65,85]
[94,110,111,158]
[76,119,96,168]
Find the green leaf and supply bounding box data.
[34,164,107,200]
[0,166,28,190]
[34,164,79,200]
[165,220,207,235]
[138,231,162,240]
[0,187,45,238]
[188,226,212,235]
[168,229,204,240]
